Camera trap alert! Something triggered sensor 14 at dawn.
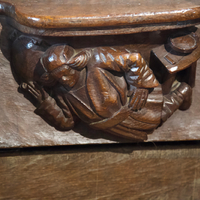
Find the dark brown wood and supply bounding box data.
[0,2,200,199]
[0,25,200,147]
[0,1,200,146]
[2,26,197,142]
[0,0,200,36]
[169,32,199,54]
[0,143,200,199]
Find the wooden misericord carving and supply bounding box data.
[2,26,200,141]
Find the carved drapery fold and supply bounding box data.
[2,27,198,141]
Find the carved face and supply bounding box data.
[50,64,79,89]
[41,44,79,89]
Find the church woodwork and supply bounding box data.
[0,0,200,145]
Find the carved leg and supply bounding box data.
[162,82,192,122]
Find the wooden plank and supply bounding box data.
[0,143,200,199]
[0,0,200,36]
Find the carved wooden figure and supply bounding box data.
[7,28,199,141]
[0,0,200,142]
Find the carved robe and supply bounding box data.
[36,47,163,140]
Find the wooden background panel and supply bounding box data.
[0,143,200,199]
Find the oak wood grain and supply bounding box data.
[0,0,200,36]
[0,143,200,199]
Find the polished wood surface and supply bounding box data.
[0,2,199,199]
[0,2,200,146]
[7,28,198,142]
[1,44,200,147]
[0,143,200,199]
[0,26,200,148]
[0,0,200,36]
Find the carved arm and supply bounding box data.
[86,48,159,111]
[21,82,75,131]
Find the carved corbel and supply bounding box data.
[2,27,199,141]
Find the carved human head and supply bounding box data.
[41,45,79,89]
[11,34,53,85]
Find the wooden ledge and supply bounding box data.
[0,0,200,36]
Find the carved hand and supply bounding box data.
[21,82,49,104]
[128,87,148,111]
